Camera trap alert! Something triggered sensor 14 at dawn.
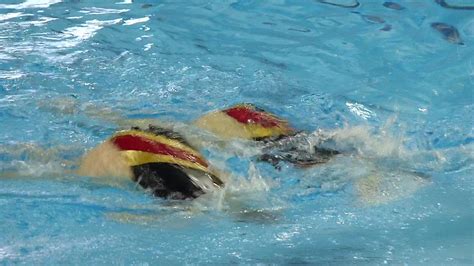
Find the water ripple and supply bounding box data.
[0,0,62,10]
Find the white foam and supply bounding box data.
[346,102,376,120]
[116,0,133,4]
[0,12,26,21]
[0,70,25,80]
[0,0,62,9]
[124,17,150,26]
[57,18,122,48]
[79,7,129,15]
[320,118,407,159]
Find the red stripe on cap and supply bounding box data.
[224,106,280,128]
[112,135,208,167]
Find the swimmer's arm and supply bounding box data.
[37,96,171,129]
[37,96,235,149]
[354,165,430,206]
[0,143,78,180]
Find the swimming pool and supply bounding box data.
[1,0,473,264]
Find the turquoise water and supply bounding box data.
[1,0,473,264]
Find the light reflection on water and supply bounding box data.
[0,0,62,10]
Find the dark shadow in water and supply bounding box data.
[380,24,392,31]
[288,28,311,33]
[352,12,389,30]
[361,15,385,24]
[194,43,211,53]
[315,0,360,8]
[431,22,464,45]
[435,0,474,10]
[262,21,276,26]
[256,57,288,69]
[383,2,406,10]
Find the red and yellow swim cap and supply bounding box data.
[110,126,222,199]
[194,103,295,140]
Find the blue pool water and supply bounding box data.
[1,0,473,264]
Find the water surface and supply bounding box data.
[0,0,473,264]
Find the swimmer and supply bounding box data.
[31,99,426,204]
[194,103,429,206]
[78,125,224,199]
[194,103,340,168]
[77,103,341,199]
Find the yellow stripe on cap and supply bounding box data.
[121,150,211,173]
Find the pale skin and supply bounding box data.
[77,140,132,180]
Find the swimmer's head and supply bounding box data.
[110,125,223,199]
[195,104,340,168]
[194,103,295,140]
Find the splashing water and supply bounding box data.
[1,0,473,264]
